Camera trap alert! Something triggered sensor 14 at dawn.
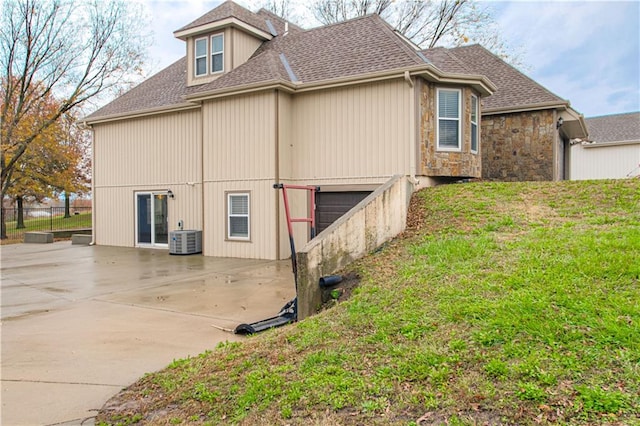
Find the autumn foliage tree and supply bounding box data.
[0,0,148,239]
[3,86,90,227]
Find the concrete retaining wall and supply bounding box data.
[296,175,414,319]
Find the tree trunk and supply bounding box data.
[64,192,71,218]
[16,196,25,229]
[0,203,6,240]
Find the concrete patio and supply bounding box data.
[0,242,295,425]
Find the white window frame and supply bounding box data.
[471,94,479,153]
[210,33,224,74]
[437,88,462,152]
[194,37,208,77]
[227,192,250,241]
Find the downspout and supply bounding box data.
[274,89,281,260]
[89,125,96,245]
[552,109,559,181]
[406,71,417,183]
[200,102,205,253]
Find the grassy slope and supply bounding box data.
[98,180,640,426]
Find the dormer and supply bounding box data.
[173,1,277,87]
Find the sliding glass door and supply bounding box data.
[136,192,168,247]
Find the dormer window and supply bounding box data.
[195,37,208,76]
[211,34,224,73]
[194,33,224,77]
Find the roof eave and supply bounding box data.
[578,139,640,148]
[174,17,273,41]
[483,101,571,116]
[412,68,496,97]
[184,80,297,102]
[83,102,200,126]
[558,105,588,139]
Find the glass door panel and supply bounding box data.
[154,194,168,244]
[137,194,152,244]
[136,192,168,247]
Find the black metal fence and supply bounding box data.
[2,207,92,241]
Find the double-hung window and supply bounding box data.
[211,34,224,73]
[195,37,208,77]
[471,94,479,153]
[227,193,250,240]
[437,88,461,151]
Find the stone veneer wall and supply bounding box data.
[419,81,481,178]
[481,109,555,181]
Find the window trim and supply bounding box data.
[226,192,250,241]
[210,33,224,74]
[194,36,208,77]
[436,88,462,152]
[471,94,479,153]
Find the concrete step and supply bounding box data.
[71,234,92,245]
[24,232,54,244]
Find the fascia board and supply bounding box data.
[174,18,272,41]
[83,103,200,125]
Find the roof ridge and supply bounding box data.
[372,14,426,67]
[256,8,304,32]
[451,44,568,105]
[301,13,378,32]
[586,111,640,119]
[436,48,473,74]
[176,0,271,35]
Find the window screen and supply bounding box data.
[228,193,249,239]
[438,89,461,150]
[211,34,224,73]
[195,38,207,76]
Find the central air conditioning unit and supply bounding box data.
[169,230,202,255]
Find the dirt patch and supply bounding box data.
[320,271,360,309]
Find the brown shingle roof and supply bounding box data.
[425,44,567,112]
[87,57,188,119]
[176,0,272,35]
[259,14,425,84]
[87,5,430,121]
[419,47,472,75]
[585,112,640,143]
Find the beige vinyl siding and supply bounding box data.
[231,28,262,70]
[570,142,640,180]
[203,181,277,258]
[92,110,202,247]
[290,79,412,182]
[202,91,278,259]
[276,92,307,258]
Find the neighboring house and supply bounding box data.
[570,112,640,180]
[84,1,586,260]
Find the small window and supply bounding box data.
[195,37,207,76]
[437,88,461,151]
[211,34,224,73]
[471,95,478,153]
[227,193,250,240]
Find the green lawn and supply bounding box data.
[3,212,92,240]
[97,180,639,425]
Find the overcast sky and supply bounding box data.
[138,0,640,118]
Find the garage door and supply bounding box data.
[315,191,371,234]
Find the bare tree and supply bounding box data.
[307,0,522,64]
[0,0,148,239]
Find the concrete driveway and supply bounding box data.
[1,242,296,425]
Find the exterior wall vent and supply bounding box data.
[169,230,202,255]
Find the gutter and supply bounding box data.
[86,64,498,125]
[482,100,571,116]
[83,103,200,126]
[185,63,496,101]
